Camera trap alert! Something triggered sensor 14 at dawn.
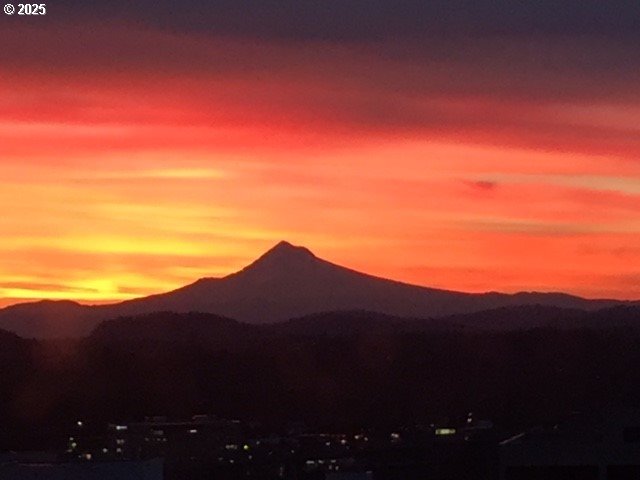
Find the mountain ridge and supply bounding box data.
[0,241,636,338]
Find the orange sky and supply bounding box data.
[1,21,639,307]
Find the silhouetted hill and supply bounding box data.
[0,241,636,338]
[273,310,412,337]
[91,311,261,349]
[0,328,33,450]
[579,305,640,328]
[1,306,640,449]
[437,304,640,331]
[89,305,640,343]
[0,326,30,356]
[0,300,95,338]
[432,305,590,331]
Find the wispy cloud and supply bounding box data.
[0,8,639,304]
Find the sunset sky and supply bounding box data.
[1,1,639,307]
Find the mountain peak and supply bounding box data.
[259,240,316,263]
[269,240,315,257]
[237,241,318,277]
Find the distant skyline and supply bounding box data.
[1,1,639,307]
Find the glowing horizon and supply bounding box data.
[1,18,639,308]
